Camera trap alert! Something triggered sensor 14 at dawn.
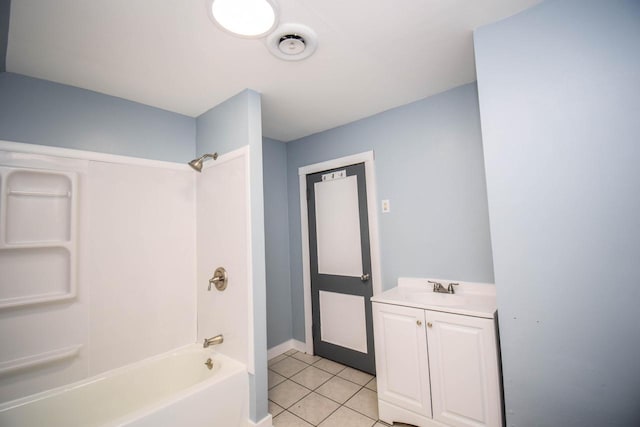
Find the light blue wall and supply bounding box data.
[263,137,293,348]
[286,83,494,341]
[196,90,250,156]
[474,1,640,425]
[0,73,195,162]
[0,0,9,72]
[196,89,269,423]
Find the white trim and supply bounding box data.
[267,339,306,360]
[200,145,250,170]
[298,151,374,176]
[244,146,255,375]
[299,173,313,354]
[248,413,273,427]
[298,151,383,355]
[0,140,190,171]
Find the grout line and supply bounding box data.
[275,410,308,426]
[268,353,380,426]
[342,383,379,420]
[313,396,343,426]
[276,380,314,412]
[288,371,333,390]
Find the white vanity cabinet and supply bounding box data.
[373,303,432,424]
[426,310,502,427]
[372,278,503,427]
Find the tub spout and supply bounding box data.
[203,334,224,348]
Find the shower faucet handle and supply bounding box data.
[208,267,228,291]
[208,276,220,291]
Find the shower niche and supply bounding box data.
[0,167,77,309]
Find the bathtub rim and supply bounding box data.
[108,347,248,427]
[0,343,247,415]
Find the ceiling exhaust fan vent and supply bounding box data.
[267,23,317,61]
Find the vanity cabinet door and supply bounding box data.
[426,311,502,427]
[372,302,432,418]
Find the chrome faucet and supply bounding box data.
[428,280,459,294]
[429,280,448,293]
[203,334,224,348]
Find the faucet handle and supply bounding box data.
[427,280,442,291]
[208,267,228,292]
[447,282,459,294]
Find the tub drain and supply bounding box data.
[204,358,213,370]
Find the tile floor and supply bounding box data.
[268,349,411,427]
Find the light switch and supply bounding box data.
[382,199,390,213]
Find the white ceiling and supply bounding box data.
[6,0,541,142]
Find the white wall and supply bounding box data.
[0,144,197,402]
[85,161,196,374]
[196,148,252,371]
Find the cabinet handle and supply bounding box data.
[416,320,422,326]
[427,322,433,328]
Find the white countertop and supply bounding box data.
[371,277,497,319]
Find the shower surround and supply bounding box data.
[0,140,254,425]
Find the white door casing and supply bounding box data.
[299,151,382,355]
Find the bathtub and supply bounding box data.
[0,344,248,427]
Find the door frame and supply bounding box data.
[298,151,382,355]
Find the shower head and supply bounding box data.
[188,153,218,172]
[188,158,204,172]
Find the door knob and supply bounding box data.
[416,320,422,326]
[427,322,433,328]
[360,273,370,282]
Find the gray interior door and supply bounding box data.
[306,162,375,374]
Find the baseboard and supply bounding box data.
[291,339,306,353]
[248,414,272,427]
[267,339,307,360]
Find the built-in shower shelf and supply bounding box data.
[1,241,73,249]
[0,344,83,377]
[8,189,72,198]
[0,166,78,309]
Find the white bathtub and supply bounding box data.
[0,344,248,427]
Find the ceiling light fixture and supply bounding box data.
[209,0,278,38]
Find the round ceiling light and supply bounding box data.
[209,0,278,38]
[266,23,318,61]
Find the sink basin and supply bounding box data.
[372,278,497,318]
[402,291,467,307]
